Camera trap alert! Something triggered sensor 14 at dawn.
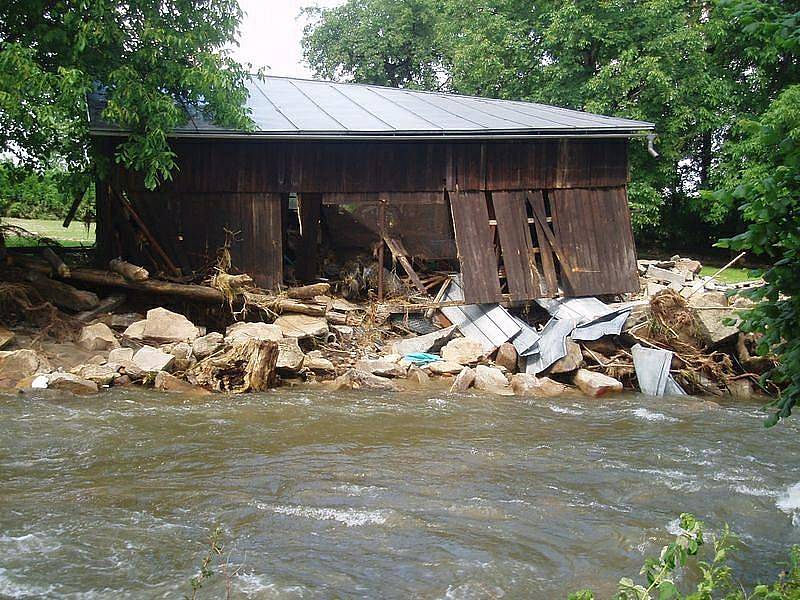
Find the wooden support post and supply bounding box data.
[296,192,322,282]
[377,199,386,302]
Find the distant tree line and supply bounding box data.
[302,0,799,250]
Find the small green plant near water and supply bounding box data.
[570,513,800,600]
[186,526,236,600]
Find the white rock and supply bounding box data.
[142,307,199,343]
[70,364,118,386]
[162,341,193,360]
[391,325,457,356]
[191,332,224,358]
[274,314,329,338]
[574,369,623,397]
[78,323,119,351]
[441,337,485,365]
[449,366,475,392]
[511,373,568,398]
[46,372,98,394]
[473,365,511,394]
[0,349,52,387]
[428,361,465,375]
[123,319,147,340]
[277,338,305,371]
[133,346,175,373]
[225,322,283,345]
[354,359,407,378]
[31,375,49,389]
[108,347,135,364]
[305,356,335,373]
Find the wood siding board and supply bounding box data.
[449,190,502,304]
[492,191,540,301]
[527,191,558,296]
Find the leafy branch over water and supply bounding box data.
[570,513,800,600]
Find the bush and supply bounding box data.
[0,161,93,221]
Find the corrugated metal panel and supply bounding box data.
[90,76,655,138]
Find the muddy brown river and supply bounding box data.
[1,385,799,598]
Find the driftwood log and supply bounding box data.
[188,339,278,392]
[25,272,99,312]
[109,258,149,282]
[286,282,331,299]
[42,247,70,278]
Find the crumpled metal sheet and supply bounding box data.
[631,343,686,396]
[536,297,614,325]
[441,276,521,352]
[524,317,577,375]
[510,316,541,357]
[572,310,632,341]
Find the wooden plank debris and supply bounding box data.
[383,236,427,295]
[492,191,541,301]
[526,191,559,296]
[448,190,502,304]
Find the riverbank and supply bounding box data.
[0,250,772,402]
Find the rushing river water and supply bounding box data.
[2,385,800,599]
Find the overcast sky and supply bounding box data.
[231,0,345,79]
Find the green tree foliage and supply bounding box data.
[0,162,93,220]
[0,0,253,196]
[301,0,796,242]
[301,0,444,89]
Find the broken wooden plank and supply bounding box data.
[109,258,149,282]
[383,236,427,295]
[492,191,541,301]
[526,191,558,296]
[448,190,502,304]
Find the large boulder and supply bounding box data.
[0,326,14,350]
[330,369,398,391]
[46,372,98,394]
[354,359,406,378]
[428,361,464,375]
[573,369,623,398]
[274,314,329,339]
[694,307,740,347]
[473,365,512,395]
[70,364,118,386]
[192,332,224,359]
[155,371,208,394]
[449,366,476,392]
[0,349,51,388]
[133,346,174,373]
[277,338,305,371]
[78,323,120,351]
[511,373,568,398]
[107,347,135,364]
[494,343,518,373]
[122,319,147,341]
[225,322,283,345]
[391,325,457,356]
[142,308,199,343]
[441,337,485,365]
[548,340,583,375]
[406,365,430,385]
[304,355,335,374]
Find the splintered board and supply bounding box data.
[448,190,502,304]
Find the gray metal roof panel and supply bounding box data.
[89,75,655,138]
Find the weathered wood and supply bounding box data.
[42,247,70,278]
[76,293,127,323]
[383,236,427,295]
[111,186,181,276]
[189,338,278,393]
[526,191,559,296]
[492,191,540,301]
[296,192,322,281]
[549,187,640,296]
[109,258,149,281]
[287,282,331,299]
[25,272,100,312]
[449,189,501,304]
[61,189,86,228]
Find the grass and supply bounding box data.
[699,265,763,284]
[1,217,95,248]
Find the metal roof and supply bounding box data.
[89,75,655,140]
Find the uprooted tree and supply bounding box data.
[0,0,253,199]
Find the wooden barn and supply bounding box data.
[89,76,654,304]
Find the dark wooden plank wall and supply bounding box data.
[109,138,629,194]
[549,187,640,296]
[492,191,540,301]
[98,187,283,289]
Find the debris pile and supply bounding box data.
[0,242,773,401]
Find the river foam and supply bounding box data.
[254,502,391,527]
[776,483,800,525]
